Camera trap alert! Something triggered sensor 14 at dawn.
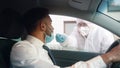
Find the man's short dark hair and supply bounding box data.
[23,7,49,33]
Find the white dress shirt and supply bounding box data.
[10,35,107,68]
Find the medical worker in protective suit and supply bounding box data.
[84,26,114,53]
[56,19,114,53]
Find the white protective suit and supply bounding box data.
[84,26,114,53]
[68,26,86,50]
[66,20,93,51]
[58,19,114,53]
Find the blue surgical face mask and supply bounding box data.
[45,33,54,43]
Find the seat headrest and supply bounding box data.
[0,8,24,39]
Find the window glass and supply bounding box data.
[48,15,117,53]
[98,0,120,40]
[98,0,120,21]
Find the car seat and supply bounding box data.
[0,8,24,68]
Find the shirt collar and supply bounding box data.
[26,35,44,47]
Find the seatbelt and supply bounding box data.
[43,45,57,65]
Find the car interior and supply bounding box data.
[0,0,120,68]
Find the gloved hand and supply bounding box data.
[55,33,67,43]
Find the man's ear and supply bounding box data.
[40,22,46,31]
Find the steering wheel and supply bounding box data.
[106,39,120,68]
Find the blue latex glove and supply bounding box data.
[56,33,67,43]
